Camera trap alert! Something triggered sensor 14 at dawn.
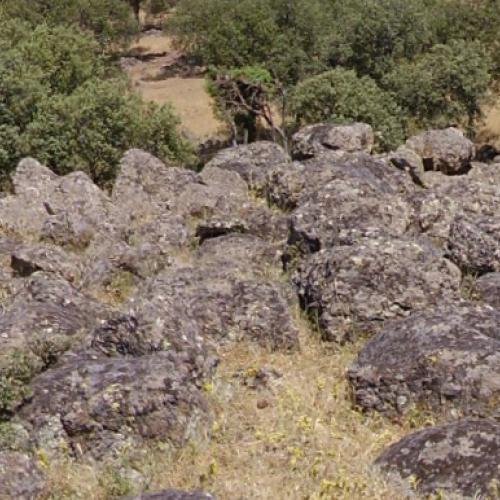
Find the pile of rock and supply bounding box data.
[1,121,500,498]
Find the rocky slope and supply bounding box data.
[0,124,500,498]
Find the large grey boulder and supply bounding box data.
[376,419,500,498]
[476,272,500,307]
[20,349,211,458]
[349,303,500,418]
[265,153,413,212]
[0,451,45,499]
[294,238,461,342]
[447,214,500,275]
[405,127,475,175]
[204,141,289,192]
[291,123,374,160]
[288,178,411,254]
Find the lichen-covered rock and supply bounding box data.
[348,303,500,417]
[20,350,211,457]
[0,272,112,413]
[122,490,214,500]
[291,123,374,160]
[0,451,45,499]
[375,419,500,498]
[11,243,81,283]
[196,234,282,276]
[126,266,299,351]
[266,152,414,214]
[387,145,425,187]
[294,238,461,342]
[288,178,411,254]
[405,127,475,174]
[204,141,289,192]
[447,214,500,275]
[476,272,500,307]
[409,176,500,246]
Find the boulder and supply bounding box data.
[126,266,299,351]
[405,128,475,175]
[348,303,500,417]
[387,145,425,187]
[294,238,461,342]
[447,214,500,275]
[476,272,500,307]
[204,141,289,192]
[291,123,374,160]
[20,350,211,458]
[0,451,45,499]
[375,419,500,498]
[409,176,500,246]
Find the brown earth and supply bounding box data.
[126,32,224,141]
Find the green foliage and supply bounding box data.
[18,79,191,187]
[291,68,405,150]
[326,0,435,79]
[169,0,332,84]
[383,40,492,132]
[2,0,138,46]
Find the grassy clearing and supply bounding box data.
[42,308,423,499]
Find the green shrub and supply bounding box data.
[290,68,405,150]
[383,40,492,133]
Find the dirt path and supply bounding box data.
[125,31,224,141]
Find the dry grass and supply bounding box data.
[125,33,223,141]
[42,307,425,500]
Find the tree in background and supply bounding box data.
[290,68,406,150]
[0,19,191,187]
[383,40,492,133]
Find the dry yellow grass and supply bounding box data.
[125,33,223,141]
[42,307,427,500]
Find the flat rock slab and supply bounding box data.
[376,419,500,498]
[349,303,500,417]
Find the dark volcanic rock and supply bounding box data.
[447,214,500,275]
[205,141,289,192]
[348,303,500,417]
[376,419,500,498]
[294,238,461,342]
[291,123,374,160]
[127,266,299,351]
[476,272,500,307]
[0,451,45,499]
[21,350,211,457]
[288,179,411,254]
[405,127,475,174]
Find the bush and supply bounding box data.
[0,19,191,187]
[290,68,406,150]
[325,0,435,80]
[169,0,332,84]
[2,0,138,46]
[383,40,492,132]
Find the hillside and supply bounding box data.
[1,123,500,499]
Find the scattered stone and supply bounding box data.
[122,490,214,500]
[476,272,500,307]
[205,141,289,192]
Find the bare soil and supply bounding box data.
[126,32,224,141]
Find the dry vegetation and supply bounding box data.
[40,304,435,499]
